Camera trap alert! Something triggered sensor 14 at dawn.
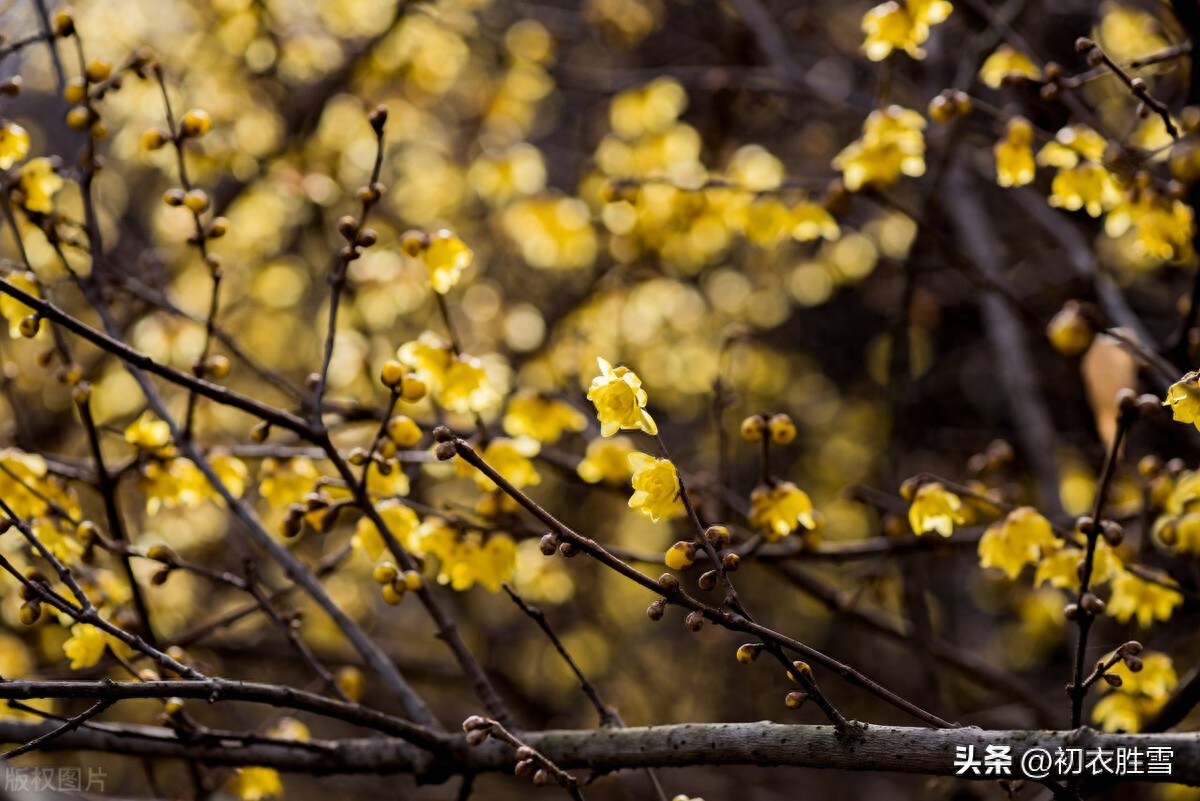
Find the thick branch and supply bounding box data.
[0,720,1196,785]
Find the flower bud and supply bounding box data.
[740,414,766,442]
[768,414,797,445]
[380,360,405,388]
[736,643,761,664]
[179,109,212,138]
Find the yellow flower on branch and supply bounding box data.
[1034,540,1123,592]
[978,45,1042,89]
[16,157,64,214]
[1165,373,1200,429]
[62,623,107,670]
[470,437,541,493]
[441,355,500,414]
[227,767,283,801]
[1092,651,1176,732]
[627,452,682,522]
[352,499,421,561]
[907,482,963,537]
[978,506,1057,579]
[861,0,952,61]
[1107,569,1182,628]
[0,121,30,169]
[587,357,657,437]
[421,230,473,294]
[994,117,1035,188]
[749,482,815,542]
[124,411,172,451]
[833,106,927,191]
[577,435,636,484]
[258,457,320,509]
[503,391,587,443]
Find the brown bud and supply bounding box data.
[533,769,550,786]
[1124,654,1144,672]
[462,715,488,731]
[1101,520,1124,546]
[722,552,740,571]
[514,759,535,777]
[1080,592,1106,615]
[698,570,718,591]
[684,611,705,631]
[1103,673,1123,688]
[705,524,731,551]
[465,729,489,746]
[657,573,680,592]
[558,541,578,558]
[337,216,358,239]
[434,441,457,461]
[646,599,666,621]
[784,690,808,709]
[539,533,559,555]
[250,420,270,443]
[368,104,388,134]
[1064,603,1079,621]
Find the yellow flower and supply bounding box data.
[627,452,682,522]
[62,624,107,670]
[352,499,421,561]
[1047,163,1119,217]
[227,767,283,801]
[978,506,1057,579]
[586,357,657,437]
[503,391,587,443]
[441,355,500,414]
[422,230,473,294]
[124,411,172,451]
[209,453,249,500]
[1107,569,1183,628]
[17,157,64,214]
[421,524,517,592]
[1036,126,1118,217]
[861,0,952,61]
[790,202,841,242]
[577,435,636,484]
[471,533,518,592]
[1091,692,1144,733]
[1034,540,1122,591]
[0,121,30,169]
[397,332,454,387]
[0,448,52,518]
[502,195,597,270]
[978,45,1042,89]
[1113,652,1177,702]
[907,482,963,537]
[258,457,320,508]
[833,106,926,192]
[140,457,214,515]
[1164,373,1200,429]
[862,2,920,61]
[994,117,1035,188]
[470,437,541,492]
[1092,651,1176,732]
[749,482,815,542]
[1105,191,1194,262]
